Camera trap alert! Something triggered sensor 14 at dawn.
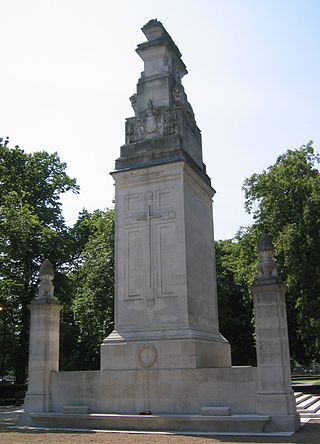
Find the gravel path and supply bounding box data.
[1,421,320,444]
[1,408,320,444]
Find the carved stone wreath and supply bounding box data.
[137,344,158,368]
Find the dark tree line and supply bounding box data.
[217,142,320,367]
[0,138,114,381]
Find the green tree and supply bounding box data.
[242,142,320,365]
[216,238,256,365]
[0,137,79,382]
[60,209,115,370]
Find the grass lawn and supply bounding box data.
[292,379,320,385]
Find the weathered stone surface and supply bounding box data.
[117,19,204,171]
[101,338,231,370]
[200,406,231,416]
[63,405,89,414]
[49,366,257,415]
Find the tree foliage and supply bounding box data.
[0,137,79,382]
[216,238,256,365]
[242,142,320,364]
[0,137,116,378]
[60,209,115,370]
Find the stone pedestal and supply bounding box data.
[253,234,300,432]
[101,162,230,370]
[24,260,62,413]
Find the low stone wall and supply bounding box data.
[49,366,257,415]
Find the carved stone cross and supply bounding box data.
[124,191,176,306]
[138,200,161,305]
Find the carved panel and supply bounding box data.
[123,189,177,304]
[124,228,147,299]
[125,101,179,144]
[125,193,143,215]
[157,223,177,296]
[157,189,173,209]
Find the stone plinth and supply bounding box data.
[24,301,61,412]
[101,161,231,369]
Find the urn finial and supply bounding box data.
[256,233,278,279]
[38,259,55,299]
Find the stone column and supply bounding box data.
[24,259,61,413]
[253,233,300,432]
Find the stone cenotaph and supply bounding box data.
[100,18,231,371]
[21,20,300,435]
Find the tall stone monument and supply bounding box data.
[20,21,299,435]
[101,19,231,370]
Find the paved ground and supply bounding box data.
[1,408,320,444]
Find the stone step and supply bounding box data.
[295,393,313,405]
[294,392,320,418]
[24,412,271,434]
[300,412,320,418]
[298,397,320,413]
[296,395,320,410]
[0,408,23,421]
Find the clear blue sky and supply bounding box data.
[1,0,319,239]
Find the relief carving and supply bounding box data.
[125,119,135,144]
[163,109,177,135]
[129,93,137,116]
[123,190,177,304]
[172,85,195,119]
[125,98,178,144]
[145,191,153,200]
[137,344,158,368]
[144,100,160,136]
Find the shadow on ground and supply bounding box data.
[198,420,320,443]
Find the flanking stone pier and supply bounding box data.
[23,259,61,413]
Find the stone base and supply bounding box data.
[23,394,51,413]
[256,392,297,416]
[101,332,231,370]
[19,412,272,434]
[263,414,301,434]
[21,366,300,434]
[201,406,231,416]
[63,406,89,414]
